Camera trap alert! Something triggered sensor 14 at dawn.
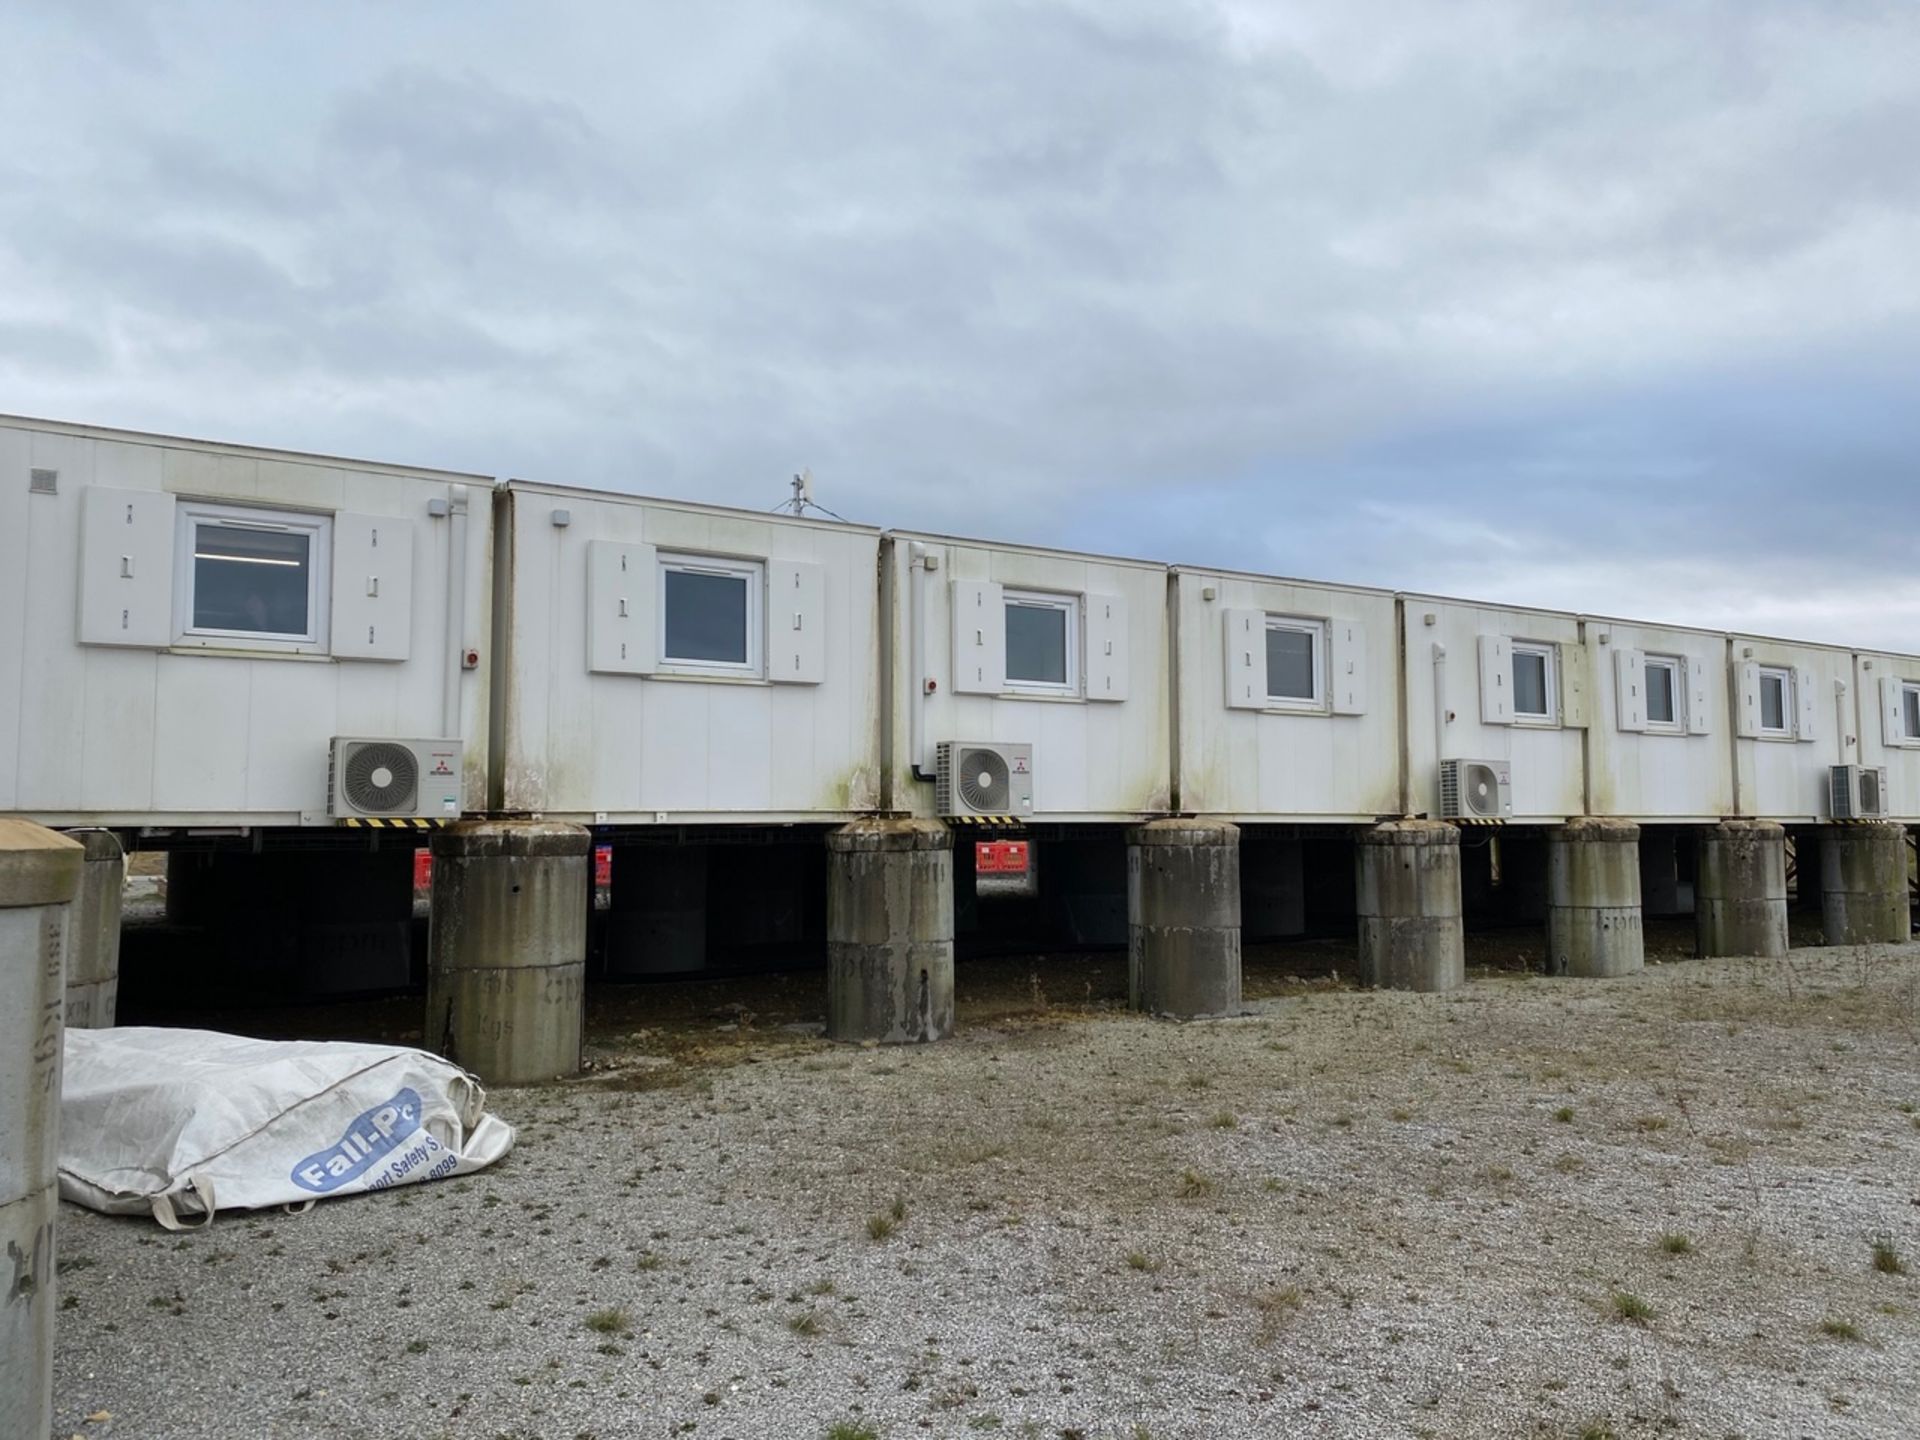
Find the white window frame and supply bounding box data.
[1757,664,1793,738]
[1263,615,1326,710]
[1002,589,1080,696]
[1510,641,1558,726]
[1643,653,1685,734]
[656,553,763,678]
[1903,682,1920,743]
[173,500,331,655]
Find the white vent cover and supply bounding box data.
[29,467,57,494]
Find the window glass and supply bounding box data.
[192,523,312,635]
[1645,661,1677,725]
[1760,672,1787,731]
[1266,626,1316,700]
[663,568,748,664]
[1904,685,1920,740]
[1512,650,1549,716]
[1006,603,1068,685]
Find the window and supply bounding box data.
[174,502,330,651]
[1264,617,1324,707]
[1905,683,1920,742]
[658,554,762,675]
[1644,654,1682,732]
[1511,642,1557,722]
[1003,590,1078,695]
[1758,665,1792,736]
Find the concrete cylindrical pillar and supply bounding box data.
[1695,821,1789,958]
[1546,818,1644,978]
[66,830,124,1027]
[426,821,589,1084]
[1127,819,1241,1019]
[1,820,83,1440]
[826,820,954,1043]
[1818,823,1912,946]
[606,845,708,976]
[1356,820,1464,992]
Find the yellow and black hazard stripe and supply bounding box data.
[946,814,1025,828]
[337,816,452,830]
[1450,817,1507,827]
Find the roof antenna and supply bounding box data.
[772,467,853,524]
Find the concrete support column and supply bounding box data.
[1127,819,1241,1019]
[1819,823,1912,946]
[1546,819,1644,978]
[606,845,708,976]
[1356,821,1464,992]
[427,821,589,1084]
[1,821,83,1440]
[826,819,953,1043]
[66,830,124,1027]
[1695,821,1789,958]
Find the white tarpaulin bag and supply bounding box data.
[59,1027,515,1227]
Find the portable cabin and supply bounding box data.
[1400,594,1588,823]
[880,531,1170,823]
[1853,648,1920,820]
[1581,617,1734,822]
[1726,632,1852,823]
[491,481,883,824]
[1167,567,1400,822]
[0,414,492,827]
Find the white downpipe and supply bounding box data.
[909,542,930,773]
[441,485,469,740]
[1431,641,1448,814]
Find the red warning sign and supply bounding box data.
[975,840,1029,874]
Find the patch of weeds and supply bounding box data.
[636,1251,664,1271]
[1125,1251,1162,1274]
[1608,1291,1654,1325]
[788,1310,825,1337]
[806,1278,837,1296]
[1577,1422,1619,1440]
[889,1195,908,1222]
[1552,1107,1574,1124]
[584,1307,631,1336]
[1872,1239,1906,1275]
[404,1339,428,1355]
[1552,1154,1585,1174]
[1818,1317,1863,1341]
[1177,1169,1216,1200]
[1633,1115,1669,1133]
[1252,1285,1304,1345]
[867,1212,898,1241]
[826,1421,880,1440]
[1657,1233,1695,1256]
[1209,1112,1238,1130]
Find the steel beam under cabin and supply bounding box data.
[1355,820,1464,992]
[1127,818,1242,1019]
[1546,818,1644,978]
[825,819,954,1043]
[0,821,83,1440]
[1817,822,1912,946]
[427,820,590,1084]
[1695,821,1789,958]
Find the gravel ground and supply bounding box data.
[50,933,1920,1440]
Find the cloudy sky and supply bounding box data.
[4,1,1918,646]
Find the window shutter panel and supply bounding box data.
[586,540,656,674]
[1329,618,1367,715]
[78,486,175,647]
[950,579,1005,694]
[1083,592,1128,701]
[1614,648,1647,732]
[330,514,414,661]
[1881,676,1908,748]
[1793,665,1818,741]
[1734,661,1761,738]
[1559,642,1589,728]
[1222,609,1266,709]
[1478,635,1513,724]
[767,559,826,684]
[1684,655,1711,734]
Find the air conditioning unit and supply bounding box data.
[1830,764,1889,820]
[328,737,464,820]
[1439,758,1512,820]
[936,741,1035,819]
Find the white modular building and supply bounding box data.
[1853,649,1920,820]
[0,415,493,827]
[881,532,1170,822]
[1401,595,1588,823]
[491,481,883,823]
[1582,618,1733,822]
[1167,568,1400,821]
[1726,633,1853,823]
